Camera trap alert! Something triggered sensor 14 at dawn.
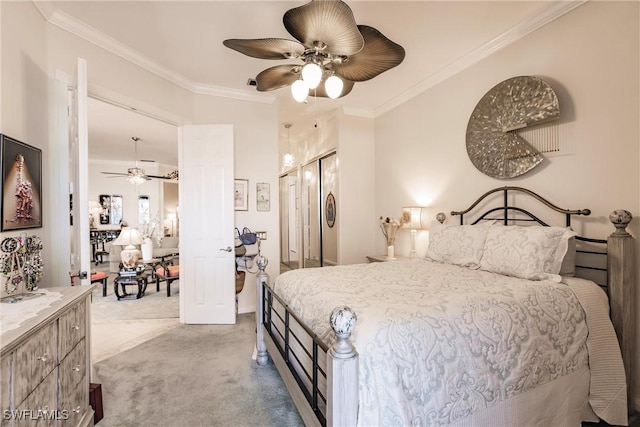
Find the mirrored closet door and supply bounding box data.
[301,152,338,268]
[279,173,299,270]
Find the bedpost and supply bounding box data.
[327,306,359,427]
[607,210,635,407]
[255,256,269,366]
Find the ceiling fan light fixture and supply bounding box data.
[127,174,147,185]
[301,62,322,89]
[325,75,344,99]
[291,79,309,103]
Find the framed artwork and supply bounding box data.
[234,179,249,211]
[110,195,123,225]
[138,195,150,224]
[99,194,111,224]
[1,134,42,231]
[256,182,270,212]
[325,192,336,228]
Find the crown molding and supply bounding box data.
[374,0,587,118]
[35,0,585,117]
[35,2,276,105]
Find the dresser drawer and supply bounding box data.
[59,378,88,427]
[13,321,57,407]
[58,301,86,358]
[59,339,86,403]
[14,368,58,427]
[1,354,12,427]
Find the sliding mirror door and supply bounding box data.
[301,161,320,268]
[300,152,338,268]
[320,153,338,266]
[279,173,299,270]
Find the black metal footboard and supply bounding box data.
[261,280,329,426]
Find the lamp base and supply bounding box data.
[120,245,141,269]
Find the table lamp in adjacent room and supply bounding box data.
[113,227,143,269]
[403,206,427,258]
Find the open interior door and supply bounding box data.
[69,58,91,285]
[180,125,235,324]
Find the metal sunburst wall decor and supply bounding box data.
[466,76,560,179]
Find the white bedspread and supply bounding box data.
[272,259,627,426]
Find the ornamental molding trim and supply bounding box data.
[34,1,585,116]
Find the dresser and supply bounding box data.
[1,286,94,427]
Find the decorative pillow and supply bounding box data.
[480,226,577,282]
[559,236,576,276]
[426,221,494,269]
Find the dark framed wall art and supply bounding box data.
[1,134,42,231]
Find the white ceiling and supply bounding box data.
[43,0,576,167]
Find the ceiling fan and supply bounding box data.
[223,0,405,101]
[101,137,178,183]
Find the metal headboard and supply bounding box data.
[450,186,608,284]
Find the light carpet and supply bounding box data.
[92,313,303,427]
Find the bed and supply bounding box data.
[254,186,634,426]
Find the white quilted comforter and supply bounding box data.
[272,259,627,426]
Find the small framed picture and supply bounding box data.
[256,182,270,212]
[234,179,249,211]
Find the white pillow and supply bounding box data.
[480,226,577,282]
[427,221,494,269]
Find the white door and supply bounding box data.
[180,125,235,324]
[69,58,91,285]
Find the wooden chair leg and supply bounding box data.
[167,279,171,297]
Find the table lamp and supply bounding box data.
[402,206,426,258]
[113,227,143,269]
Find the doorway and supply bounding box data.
[86,96,181,361]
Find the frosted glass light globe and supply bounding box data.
[291,80,309,103]
[325,75,344,99]
[301,63,322,89]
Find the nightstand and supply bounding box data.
[366,255,409,263]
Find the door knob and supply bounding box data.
[220,246,232,252]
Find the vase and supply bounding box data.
[387,245,395,259]
[141,238,153,261]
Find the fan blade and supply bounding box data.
[101,172,128,176]
[333,25,405,82]
[255,64,302,91]
[283,0,364,56]
[223,38,304,60]
[309,79,355,99]
[146,174,175,180]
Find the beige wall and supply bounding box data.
[374,1,640,409]
[1,2,280,313]
[1,2,55,288]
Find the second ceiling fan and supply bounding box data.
[101,137,178,183]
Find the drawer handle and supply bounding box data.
[72,325,80,331]
[73,406,81,413]
[73,365,81,372]
[37,353,48,362]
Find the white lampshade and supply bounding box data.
[325,75,343,99]
[403,207,426,229]
[301,63,322,89]
[291,80,309,103]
